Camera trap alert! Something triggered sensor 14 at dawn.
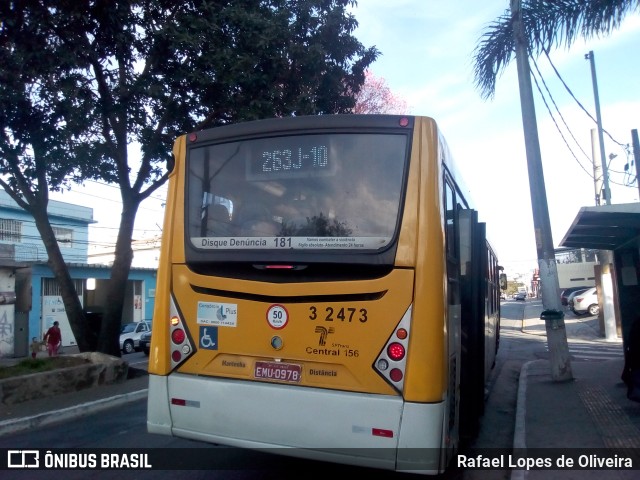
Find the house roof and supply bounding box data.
[0,260,29,269]
[560,203,640,251]
[28,261,157,272]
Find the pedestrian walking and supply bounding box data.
[43,321,62,357]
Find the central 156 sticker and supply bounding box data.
[267,304,289,329]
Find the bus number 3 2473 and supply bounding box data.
[309,306,368,323]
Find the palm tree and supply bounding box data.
[473,0,640,100]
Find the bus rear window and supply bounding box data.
[187,132,408,252]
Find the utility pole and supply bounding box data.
[586,51,611,205]
[633,129,640,200]
[586,51,617,340]
[510,0,572,381]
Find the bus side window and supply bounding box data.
[444,183,456,260]
[444,179,460,305]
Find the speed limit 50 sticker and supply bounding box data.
[266,304,289,329]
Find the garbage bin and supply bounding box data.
[540,309,565,330]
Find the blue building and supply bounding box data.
[0,189,156,357]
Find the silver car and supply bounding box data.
[119,321,151,354]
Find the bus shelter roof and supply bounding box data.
[559,202,640,251]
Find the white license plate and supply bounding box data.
[254,361,302,383]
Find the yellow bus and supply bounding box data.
[147,114,501,474]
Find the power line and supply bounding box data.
[542,49,626,149]
[55,182,167,216]
[529,55,594,179]
[0,214,161,249]
[529,51,636,191]
[78,179,168,203]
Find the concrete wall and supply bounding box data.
[556,261,597,289]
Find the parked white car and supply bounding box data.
[571,287,599,316]
[567,288,591,311]
[119,321,151,354]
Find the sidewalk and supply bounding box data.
[512,300,640,479]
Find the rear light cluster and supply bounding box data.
[374,306,411,392]
[169,296,194,370]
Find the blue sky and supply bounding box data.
[51,1,640,275]
[350,0,640,274]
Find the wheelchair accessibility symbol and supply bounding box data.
[199,326,218,350]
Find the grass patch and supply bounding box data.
[0,356,90,380]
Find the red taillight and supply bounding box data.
[387,342,405,361]
[172,329,186,344]
[373,306,411,393]
[389,368,403,382]
[168,296,195,370]
[576,296,583,302]
[188,132,198,142]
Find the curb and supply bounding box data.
[510,360,531,480]
[0,389,148,437]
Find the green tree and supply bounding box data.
[0,0,378,355]
[473,0,639,99]
[506,280,525,297]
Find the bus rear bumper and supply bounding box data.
[146,373,448,473]
[146,373,173,437]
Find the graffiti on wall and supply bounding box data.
[0,306,15,357]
